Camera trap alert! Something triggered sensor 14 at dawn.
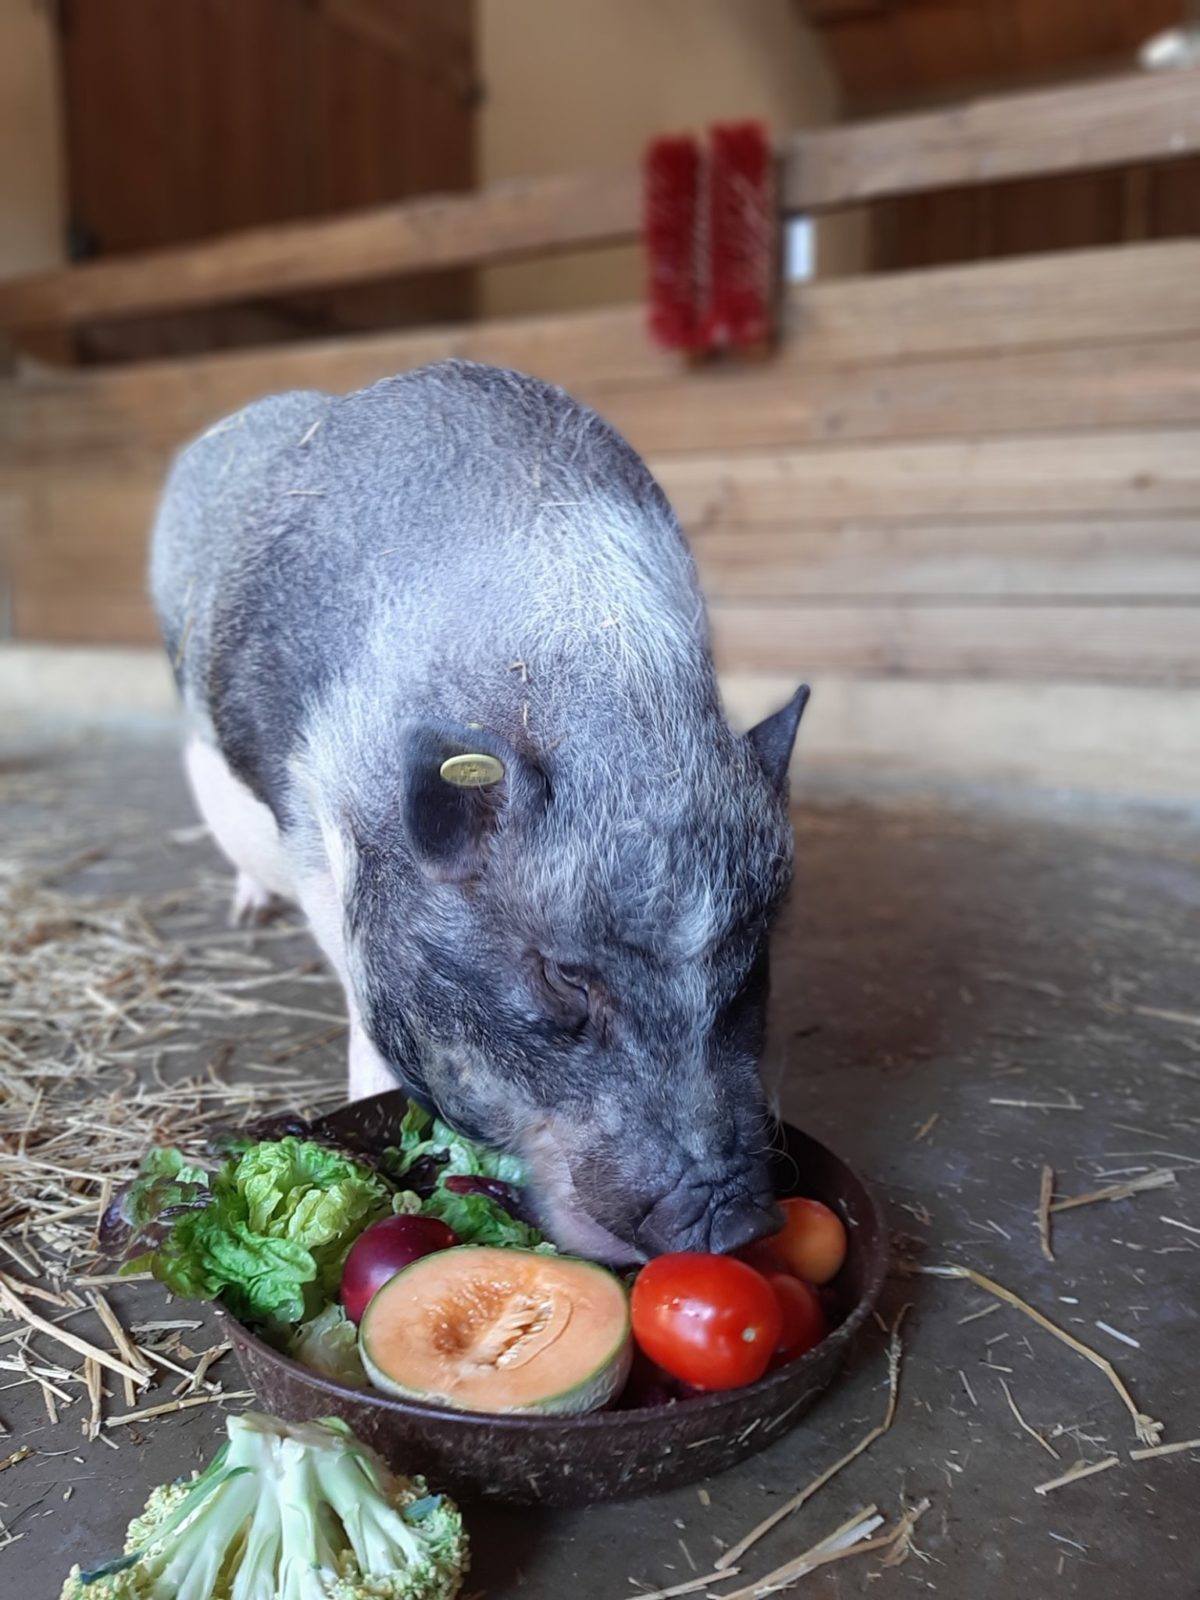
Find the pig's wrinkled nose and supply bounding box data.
[707,1194,783,1256]
[634,1184,782,1257]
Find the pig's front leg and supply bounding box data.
[296,862,396,1102]
[348,1016,398,1101]
[230,870,280,929]
[183,737,293,925]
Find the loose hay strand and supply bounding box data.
[714,1506,882,1600]
[83,1356,102,1441]
[0,1281,145,1386]
[104,1389,255,1429]
[957,1302,1000,1326]
[0,1269,68,1308]
[1095,1320,1140,1350]
[1034,1456,1120,1495]
[1050,1169,1176,1213]
[989,1095,1081,1111]
[174,1340,230,1396]
[90,1290,151,1409]
[999,1378,1059,1459]
[716,1500,930,1600]
[1037,1165,1055,1261]
[627,1569,741,1600]
[920,1265,1163,1446]
[713,1307,908,1573]
[1129,1436,1200,1461]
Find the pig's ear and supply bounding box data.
[745,684,810,794]
[402,723,548,883]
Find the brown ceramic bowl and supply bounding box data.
[223,1091,887,1506]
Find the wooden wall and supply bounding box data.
[867,155,1200,272]
[5,238,1198,668]
[800,3,1198,284]
[476,0,850,316]
[799,0,1184,115]
[2,71,1197,794]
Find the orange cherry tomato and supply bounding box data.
[630,1253,783,1391]
[770,1197,847,1285]
[767,1272,827,1364]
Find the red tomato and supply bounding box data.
[630,1253,783,1391]
[767,1272,827,1364]
[737,1238,787,1277]
[770,1198,847,1286]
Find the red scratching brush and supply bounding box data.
[702,120,776,352]
[643,122,777,355]
[643,133,703,352]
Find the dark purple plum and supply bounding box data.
[340,1214,458,1323]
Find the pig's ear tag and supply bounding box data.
[439,753,506,789]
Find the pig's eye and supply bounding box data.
[530,955,591,1029]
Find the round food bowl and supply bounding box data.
[223,1092,887,1506]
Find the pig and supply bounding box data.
[150,361,808,1262]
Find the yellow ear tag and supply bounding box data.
[439,752,506,788]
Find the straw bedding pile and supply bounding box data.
[0,809,344,1538]
[0,853,343,1278]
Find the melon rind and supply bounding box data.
[359,1246,632,1416]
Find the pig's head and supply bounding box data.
[333,684,808,1264]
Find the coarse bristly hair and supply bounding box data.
[150,359,805,1260]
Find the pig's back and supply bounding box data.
[150,386,332,699]
[151,362,714,815]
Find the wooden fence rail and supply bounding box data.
[5,241,1197,463]
[0,68,1196,333]
[6,239,1200,675]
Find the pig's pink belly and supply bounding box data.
[183,736,293,900]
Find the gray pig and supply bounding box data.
[150,361,808,1262]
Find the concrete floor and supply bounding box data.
[2,729,1198,1597]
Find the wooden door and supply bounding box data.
[55,0,477,358]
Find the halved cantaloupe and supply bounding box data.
[358,1246,632,1416]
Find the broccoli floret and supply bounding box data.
[123,1480,193,1554]
[59,1412,468,1600]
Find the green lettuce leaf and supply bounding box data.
[114,1146,212,1236]
[138,1145,210,1190]
[138,1208,320,1324]
[120,1107,546,1336]
[228,1139,387,1299]
[129,1138,391,1329]
[412,1183,549,1251]
[286,1302,368,1388]
[384,1104,527,1185]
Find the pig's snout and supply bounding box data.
[633,1178,782,1258]
[518,1117,783,1263]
